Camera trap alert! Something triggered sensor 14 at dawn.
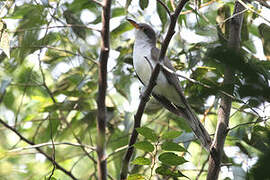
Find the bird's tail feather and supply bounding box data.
[152,93,212,151]
[182,106,212,151]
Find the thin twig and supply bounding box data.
[13,45,98,64]
[8,142,95,153]
[161,64,262,118]
[38,9,57,178]
[106,145,128,160]
[228,117,270,131]
[0,118,78,180]
[12,24,101,33]
[156,0,171,16]
[91,0,104,6]
[238,0,270,24]
[180,0,217,15]
[14,68,33,128]
[196,155,210,180]
[159,0,190,61]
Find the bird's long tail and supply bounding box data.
[181,105,212,151]
[152,93,212,151]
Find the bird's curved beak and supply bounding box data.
[127,18,139,29]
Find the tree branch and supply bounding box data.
[120,64,161,179]
[13,24,101,33]
[8,142,95,153]
[96,0,111,179]
[120,0,190,179]
[0,118,78,180]
[159,0,190,61]
[207,1,246,179]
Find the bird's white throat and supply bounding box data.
[133,35,155,85]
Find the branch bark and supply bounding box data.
[207,1,246,179]
[120,64,161,180]
[0,118,78,180]
[96,0,111,179]
[120,0,190,179]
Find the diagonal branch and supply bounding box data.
[8,142,95,153]
[96,0,111,179]
[207,1,246,179]
[0,118,78,180]
[120,64,161,179]
[159,0,190,61]
[120,0,190,179]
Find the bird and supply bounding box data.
[127,19,212,150]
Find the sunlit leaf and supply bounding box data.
[156,165,188,178]
[111,22,133,39]
[127,174,145,180]
[161,131,182,139]
[136,127,158,142]
[132,156,151,165]
[158,152,187,166]
[134,141,154,152]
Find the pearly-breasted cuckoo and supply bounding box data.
[127,19,212,150]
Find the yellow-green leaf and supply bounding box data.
[136,127,158,142]
[161,131,182,139]
[132,156,151,165]
[134,140,154,152]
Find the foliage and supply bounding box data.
[0,0,269,179]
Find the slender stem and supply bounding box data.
[156,0,171,16]
[120,64,161,180]
[149,140,159,180]
[96,0,111,179]
[0,118,78,180]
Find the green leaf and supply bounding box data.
[132,157,151,165]
[157,1,168,29]
[139,0,149,10]
[125,0,133,9]
[3,90,14,109]
[136,127,158,142]
[38,112,60,143]
[158,152,187,166]
[9,4,46,29]
[156,166,188,178]
[161,131,182,139]
[111,22,133,39]
[47,177,57,180]
[112,8,125,18]
[161,141,186,152]
[127,174,145,180]
[134,141,154,152]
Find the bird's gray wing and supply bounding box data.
[151,47,212,150]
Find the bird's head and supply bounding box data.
[127,19,156,45]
